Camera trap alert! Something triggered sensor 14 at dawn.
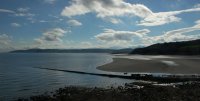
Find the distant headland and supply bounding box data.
[10,48,133,54]
[10,39,200,55]
[131,39,200,55]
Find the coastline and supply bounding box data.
[15,55,200,101]
[17,81,200,101]
[97,55,200,74]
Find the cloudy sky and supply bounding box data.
[0,0,200,52]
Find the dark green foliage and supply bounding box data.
[131,39,200,55]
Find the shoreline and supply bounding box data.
[97,55,200,74]
[16,81,200,101]
[13,55,200,101]
[34,67,200,83]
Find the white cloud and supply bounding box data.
[97,41,136,49]
[61,0,200,26]
[15,13,35,17]
[138,7,200,26]
[94,19,200,48]
[194,4,200,8]
[15,7,35,17]
[138,14,181,26]
[0,9,15,13]
[61,0,152,18]
[0,34,12,52]
[67,19,82,26]
[61,0,152,24]
[44,0,56,4]
[27,17,36,23]
[161,26,200,42]
[15,12,35,17]
[195,19,200,24]
[0,34,11,45]
[106,18,122,24]
[17,7,30,12]
[39,20,49,23]
[33,28,69,50]
[35,28,68,45]
[94,29,150,48]
[43,29,65,41]
[11,23,21,27]
[0,8,35,18]
[95,29,149,42]
[142,19,200,45]
[0,8,35,20]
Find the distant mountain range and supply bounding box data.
[10,48,133,54]
[10,39,200,55]
[131,39,200,55]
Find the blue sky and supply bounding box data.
[0,0,200,52]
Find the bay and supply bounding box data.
[0,53,133,100]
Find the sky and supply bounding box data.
[0,0,200,52]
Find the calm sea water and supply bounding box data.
[0,53,133,100]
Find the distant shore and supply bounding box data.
[97,55,200,74]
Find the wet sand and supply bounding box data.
[97,55,200,74]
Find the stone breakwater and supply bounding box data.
[35,67,200,83]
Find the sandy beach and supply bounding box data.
[97,55,200,74]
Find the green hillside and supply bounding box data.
[131,39,200,55]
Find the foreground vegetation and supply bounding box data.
[17,81,200,101]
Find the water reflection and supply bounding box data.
[0,53,133,100]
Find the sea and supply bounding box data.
[0,53,133,100]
